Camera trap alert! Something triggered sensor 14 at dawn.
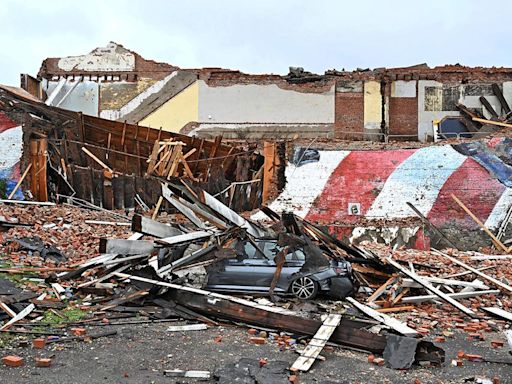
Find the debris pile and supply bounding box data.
[0,183,511,380]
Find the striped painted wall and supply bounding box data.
[0,112,23,199]
[260,140,512,234]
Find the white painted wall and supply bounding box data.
[198,80,334,124]
[47,81,99,116]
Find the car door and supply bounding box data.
[278,249,306,290]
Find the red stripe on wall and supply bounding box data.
[306,150,415,224]
[0,112,18,133]
[427,157,505,230]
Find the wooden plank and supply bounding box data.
[432,249,512,295]
[163,370,210,379]
[375,306,414,313]
[472,117,512,129]
[479,96,499,119]
[481,307,512,322]
[0,303,35,330]
[451,194,508,252]
[492,83,511,114]
[81,146,113,173]
[156,231,214,246]
[386,257,477,318]
[291,314,342,372]
[8,163,32,199]
[0,302,16,318]
[367,275,398,303]
[166,324,208,332]
[347,297,418,337]
[131,214,182,238]
[400,289,500,304]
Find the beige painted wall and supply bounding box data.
[363,81,381,130]
[140,81,199,132]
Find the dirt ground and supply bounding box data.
[1,320,511,384]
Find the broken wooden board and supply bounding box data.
[131,214,182,238]
[99,239,157,255]
[386,257,477,318]
[401,289,500,304]
[432,249,512,295]
[166,324,208,332]
[291,314,341,372]
[0,303,35,330]
[163,370,211,379]
[161,184,207,229]
[347,297,418,337]
[156,231,214,246]
[482,307,512,322]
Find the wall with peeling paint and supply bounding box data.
[255,139,512,248]
[363,81,381,135]
[197,80,335,124]
[139,81,199,132]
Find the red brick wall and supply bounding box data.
[388,97,418,139]
[334,92,364,139]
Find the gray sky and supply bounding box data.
[1,0,511,85]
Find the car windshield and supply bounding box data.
[242,241,305,262]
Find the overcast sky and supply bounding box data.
[1,0,511,85]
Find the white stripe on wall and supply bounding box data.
[365,146,467,219]
[485,188,512,230]
[253,150,350,219]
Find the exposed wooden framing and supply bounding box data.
[81,147,113,173]
[347,297,418,337]
[432,249,512,294]
[451,194,508,252]
[406,202,458,248]
[291,314,342,372]
[386,257,477,318]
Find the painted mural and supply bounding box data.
[0,112,23,199]
[257,139,512,234]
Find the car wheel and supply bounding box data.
[290,276,318,300]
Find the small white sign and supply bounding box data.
[348,203,361,215]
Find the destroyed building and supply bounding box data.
[21,42,512,141]
[0,42,512,383]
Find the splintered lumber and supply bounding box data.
[291,314,342,372]
[481,307,512,322]
[99,239,156,255]
[166,324,208,332]
[479,96,499,119]
[400,289,500,304]
[163,370,210,379]
[0,302,16,318]
[402,277,489,289]
[7,163,32,199]
[131,214,182,238]
[347,297,418,337]
[85,220,131,227]
[0,304,35,330]
[386,257,477,318]
[199,190,266,238]
[492,83,511,114]
[451,194,508,252]
[81,147,113,173]
[432,249,512,294]
[367,275,398,303]
[161,184,207,229]
[156,231,214,246]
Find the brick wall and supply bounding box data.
[388,97,418,139]
[334,92,364,139]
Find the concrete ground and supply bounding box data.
[0,321,511,384]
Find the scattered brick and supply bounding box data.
[372,357,385,366]
[32,338,46,349]
[289,374,299,383]
[433,336,445,343]
[247,328,258,335]
[2,355,24,367]
[249,337,266,345]
[367,354,375,364]
[35,358,52,368]
[71,328,86,336]
[491,340,504,348]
